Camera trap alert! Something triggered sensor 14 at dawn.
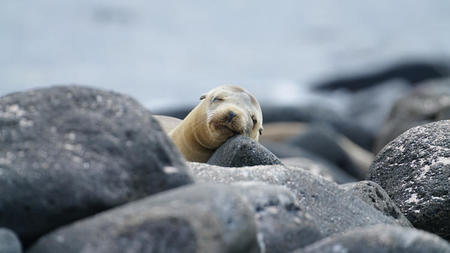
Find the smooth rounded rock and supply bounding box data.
[0,85,192,244]
[207,136,282,167]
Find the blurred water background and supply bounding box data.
[1,0,450,111]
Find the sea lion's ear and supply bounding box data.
[259,127,263,135]
[199,94,206,100]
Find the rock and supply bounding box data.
[231,182,322,253]
[188,163,408,239]
[293,224,450,253]
[340,181,412,227]
[369,120,450,239]
[261,104,374,151]
[207,136,282,167]
[281,157,356,184]
[375,79,450,152]
[28,184,259,253]
[286,124,369,179]
[0,228,22,253]
[0,85,192,244]
[313,60,448,92]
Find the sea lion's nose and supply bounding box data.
[228,111,237,122]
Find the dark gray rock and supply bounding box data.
[340,181,412,227]
[188,163,408,239]
[208,136,282,167]
[28,184,259,253]
[281,157,356,184]
[0,228,22,253]
[375,79,450,152]
[293,224,450,253]
[369,120,450,240]
[314,60,447,92]
[232,182,322,253]
[0,85,192,244]
[286,124,367,179]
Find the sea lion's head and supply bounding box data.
[198,85,263,146]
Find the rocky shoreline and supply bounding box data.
[0,79,449,253]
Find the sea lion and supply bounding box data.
[161,85,263,162]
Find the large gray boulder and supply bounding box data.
[369,120,450,239]
[188,163,408,239]
[0,86,192,244]
[28,184,259,253]
[0,228,22,253]
[293,224,450,253]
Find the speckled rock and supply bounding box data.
[188,163,408,239]
[375,79,450,152]
[369,120,450,239]
[293,224,450,253]
[340,181,412,227]
[0,85,192,244]
[0,228,22,253]
[207,136,282,167]
[281,157,356,184]
[232,182,322,253]
[28,184,259,253]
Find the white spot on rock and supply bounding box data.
[405,193,420,204]
[416,165,431,180]
[257,232,266,253]
[331,244,349,253]
[163,166,179,174]
[19,118,34,127]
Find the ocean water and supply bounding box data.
[1,0,450,110]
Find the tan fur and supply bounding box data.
[169,85,263,162]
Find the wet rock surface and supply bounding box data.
[369,120,450,239]
[0,86,192,244]
[294,224,450,253]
